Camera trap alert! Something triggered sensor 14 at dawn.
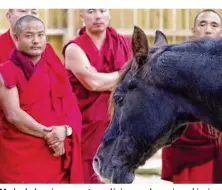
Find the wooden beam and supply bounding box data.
[172,9,177,43]
[44,9,49,29]
[120,9,125,28]
[159,9,164,31]
[145,9,150,29]
[116,28,193,37]
[185,9,190,41]
[133,9,138,26]
[66,9,76,44]
[0,28,66,36]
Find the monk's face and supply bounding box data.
[14,20,46,58]
[6,9,39,31]
[192,11,222,39]
[81,9,110,33]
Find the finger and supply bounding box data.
[59,145,64,154]
[52,128,66,141]
[61,148,65,156]
[48,139,59,145]
[50,142,60,149]
[49,144,59,152]
[53,151,59,157]
[55,144,65,156]
[53,146,61,156]
[48,135,59,145]
[51,130,63,140]
[62,147,65,155]
[53,149,62,157]
[44,132,54,141]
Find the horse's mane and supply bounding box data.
[166,38,222,55]
[108,59,134,119]
[107,38,222,140]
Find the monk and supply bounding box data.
[0,9,60,64]
[161,9,222,184]
[0,15,83,183]
[62,9,132,183]
[0,9,40,63]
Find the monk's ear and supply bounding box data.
[80,10,85,25]
[132,26,149,64]
[13,33,18,41]
[13,33,18,42]
[154,30,168,47]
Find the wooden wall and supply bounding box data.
[1,9,222,60]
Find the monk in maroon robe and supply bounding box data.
[0,29,14,63]
[0,15,83,183]
[63,9,132,183]
[161,9,222,183]
[0,9,60,64]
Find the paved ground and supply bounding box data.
[133,175,171,184]
[133,150,172,184]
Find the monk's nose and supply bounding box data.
[205,25,213,34]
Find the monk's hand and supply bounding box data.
[50,141,65,157]
[44,125,66,145]
[42,126,53,137]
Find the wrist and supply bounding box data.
[38,124,50,137]
[36,124,45,133]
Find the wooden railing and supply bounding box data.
[1,9,222,57]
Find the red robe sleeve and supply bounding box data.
[0,60,18,88]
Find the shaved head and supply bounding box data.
[14,15,44,36]
[13,15,46,62]
[192,9,222,39]
[193,9,222,27]
[80,9,110,35]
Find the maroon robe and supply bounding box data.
[0,47,83,183]
[63,27,132,183]
[161,122,222,183]
[0,30,15,63]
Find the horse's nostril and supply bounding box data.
[94,156,99,164]
[93,156,101,169]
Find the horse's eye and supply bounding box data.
[113,94,124,104]
[128,80,137,90]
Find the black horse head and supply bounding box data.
[93,26,222,183]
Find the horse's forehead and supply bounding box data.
[117,71,134,90]
[115,46,163,94]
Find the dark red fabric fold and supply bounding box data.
[0,30,14,64]
[0,40,83,183]
[161,122,222,183]
[63,26,132,183]
[9,49,36,80]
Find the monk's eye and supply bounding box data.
[113,94,124,105]
[25,34,32,38]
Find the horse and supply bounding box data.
[93,25,222,184]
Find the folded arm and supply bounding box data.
[65,43,120,92]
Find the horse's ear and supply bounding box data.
[154,30,168,47]
[132,26,149,62]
